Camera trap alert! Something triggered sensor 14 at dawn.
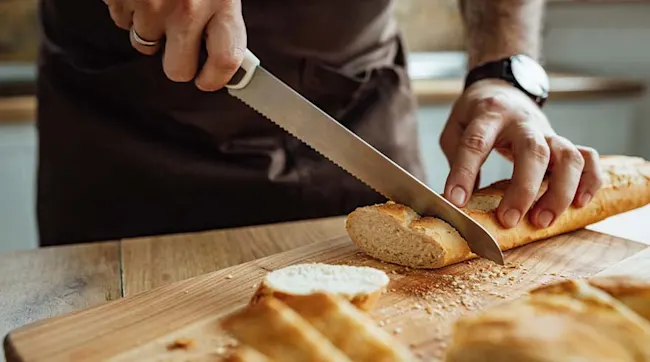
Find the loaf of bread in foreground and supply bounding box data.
[250,263,389,311]
[346,155,650,268]
[222,293,416,362]
[221,297,352,362]
[444,276,650,362]
[281,293,415,362]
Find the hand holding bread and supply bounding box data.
[346,155,650,269]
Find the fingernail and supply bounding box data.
[537,210,555,228]
[578,192,592,206]
[449,186,467,206]
[502,209,521,228]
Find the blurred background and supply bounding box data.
[1,0,649,252]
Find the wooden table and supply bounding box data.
[2,206,650,361]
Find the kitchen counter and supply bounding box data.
[1,204,650,359]
[413,72,646,104]
[0,73,645,124]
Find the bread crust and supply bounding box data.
[445,277,650,362]
[221,298,352,362]
[534,275,650,322]
[280,293,417,362]
[346,156,650,269]
[250,282,383,312]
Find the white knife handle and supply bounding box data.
[225,49,261,90]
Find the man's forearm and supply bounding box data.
[459,0,545,68]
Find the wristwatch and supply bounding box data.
[464,54,550,107]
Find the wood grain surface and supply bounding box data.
[0,242,120,361]
[596,246,650,279]
[121,216,347,295]
[5,229,646,362]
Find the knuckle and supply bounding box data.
[214,50,243,72]
[178,0,199,15]
[556,144,585,170]
[476,94,508,112]
[582,146,600,160]
[523,135,550,162]
[461,133,490,155]
[452,163,476,183]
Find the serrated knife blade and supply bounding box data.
[226,50,504,265]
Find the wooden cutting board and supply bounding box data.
[4,229,648,362]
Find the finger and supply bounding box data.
[162,5,209,82]
[106,0,133,30]
[195,0,247,91]
[439,108,464,168]
[528,136,585,228]
[497,124,551,228]
[573,146,603,207]
[130,5,165,55]
[444,113,502,207]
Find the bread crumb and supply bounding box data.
[393,327,402,334]
[389,288,397,292]
[378,320,386,327]
[226,274,233,279]
[251,283,258,289]
[167,338,194,351]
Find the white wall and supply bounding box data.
[543,2,650,159]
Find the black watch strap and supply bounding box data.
[464,56,548,107]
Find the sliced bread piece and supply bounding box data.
[346,155,650,269]
[281,292,417,362]
[250,263,389,311]
[445,278,650,362]
[534,275,650,322]
[221,297,352,362]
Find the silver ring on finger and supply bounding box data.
[131,27,159,47]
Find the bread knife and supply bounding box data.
[225,49,504,265]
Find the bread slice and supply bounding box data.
[220,297,352,362]
[250,263,389,311]
[346,155,650,269]
[281,292,417,362]
[445,278,650,362]
[533,275,650,322]
[224,346,274,362]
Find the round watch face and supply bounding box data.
[510,54,550,98]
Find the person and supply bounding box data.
[35,0,603,247]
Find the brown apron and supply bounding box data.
[36,0,425,246]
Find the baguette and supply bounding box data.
[280,292,417,362]
[220,297,352,362]
[250,263,389,311]
[346,155,650,269]
[445,276,650,362]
